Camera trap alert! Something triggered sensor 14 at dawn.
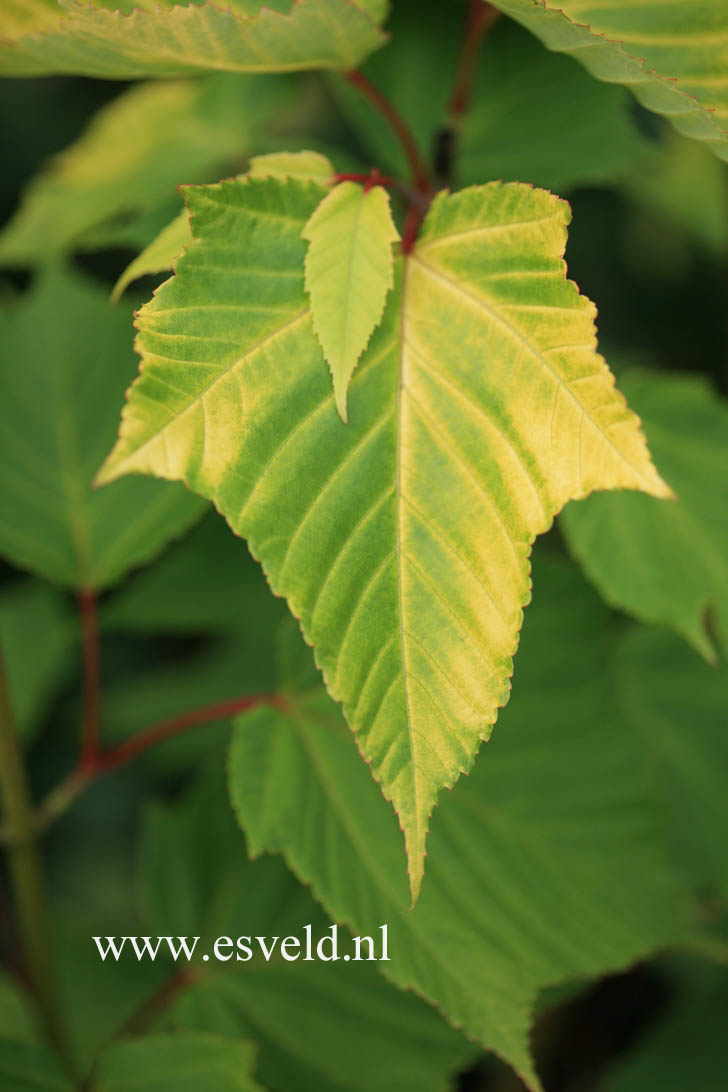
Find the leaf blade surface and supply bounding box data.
[99,176,669,896]
[490,0,728,161]
[229,560,690,1089]
[561,370,728,661]
[0,268,205,590]
[0,0,386,78]
[303,181,399,420]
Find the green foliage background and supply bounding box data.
[0,1,726,1090]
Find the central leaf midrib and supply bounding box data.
[396,253,419,850]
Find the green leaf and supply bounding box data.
[0,75,286,267]
[615,626,728,899]
[0,973,39,1046]
[98,175,669,898]
[100,512,286,637]
[330,10,650,192]
[0,1040,73,1091]
[140,765,475,1092]
[489,0,728,162]
[229,556,689,1090]
[303,181,399,420]
[604,956,728,1092]
[622,130,728,258]
[0,581,74,744]
[0,0,386,79]
[93,1033,263,1092]
[100,631,285,778]
[0,267,205,590]
[111,211,190,304]
[561,370,728,662]
[248,150,334,186]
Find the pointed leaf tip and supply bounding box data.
[302,181,400,422]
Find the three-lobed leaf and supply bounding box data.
[98,174,669,899]
[303,181,399,420]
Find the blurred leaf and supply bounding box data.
[111,210,190,304]
[229,556,689,1091]
[490,0,728,163]
[0,75,287,267]
[0,1040,72,1090]
[98,174,668,899]
[561,371,728,661]
[139,765,475,1092]
[0,973,39,1045]
[303,181,399,420]
[100,631,282,778]
[603,956,728,1092]
[0,580,74,744]
[92,1033,263,1092]
[330,10,649,191]
[623,130,728,258]
[101,512,287,637]
[248,150,335,185]
[0,267,205,590]
[0,0,386,79]
[615,626,728,898]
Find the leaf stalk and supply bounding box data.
[0,642,73,1073]
[0,694,284,846]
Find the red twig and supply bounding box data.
[92,694,284,773]
[77,588,101,772]
[334,170,393,189]
[1,693,283,846]
[344,70,431,195]
[401,206,421,255]
[449,1,500,122]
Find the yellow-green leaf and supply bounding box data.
[0,0,386,79]
[111,210,191,303]
[248,149,334,186]
[0,74,281,266]
[98,176,669,899]
[490,0,728,162]
[303,182,399,421]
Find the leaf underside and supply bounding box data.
[490,0,728,162]
[0,0,386,78]
[99,175,669,898]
